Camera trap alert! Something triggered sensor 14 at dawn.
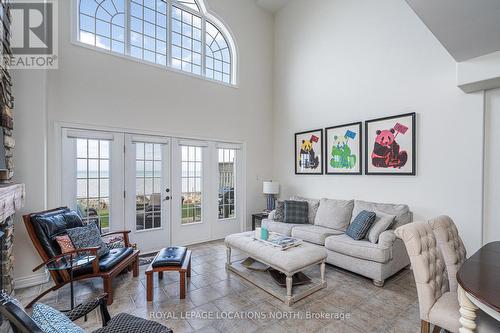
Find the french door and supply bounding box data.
[61,128,243,252]
[124,135,171,253]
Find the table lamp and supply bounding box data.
[263,181,280,212]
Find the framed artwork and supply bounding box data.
[365,112,416,175]
[295,129,323,175]
[325,122,362,175]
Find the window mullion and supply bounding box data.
[125,0,131,56]
[168,0,173,67]
[201,16,206,77]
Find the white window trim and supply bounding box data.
[71,0,239,86]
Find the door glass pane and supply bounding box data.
[76,138,111,232]
[218,148,236,219]
[136,142,162,231]
[181,146,202,224]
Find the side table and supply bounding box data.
[251,212,269,230]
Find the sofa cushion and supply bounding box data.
[346,210,376,240]
[325,234,391,263]
[290,196,319,223]
[352,200,411,229]
[314,198,354,231]
[284,200,309,224]
[261,219,301,236]
[30,208,85,258]
[291,225,344,245]
[366,210,396,244]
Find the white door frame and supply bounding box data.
[124,134,171,253]
[61,128,124,232]
[171,138,211,245]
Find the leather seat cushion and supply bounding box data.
[74,247,134,276]
[152,247,187,267]
[30,208,84,258]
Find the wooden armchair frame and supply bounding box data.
[23,207,140,307]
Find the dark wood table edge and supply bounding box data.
[457,241,500,313]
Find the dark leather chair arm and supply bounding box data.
[65,293,111,327]
[100,230,131,247]
[32,247,100,275]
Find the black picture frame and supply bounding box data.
[295,129,324,175]
[325,122,362,175]
[365,112,416,176]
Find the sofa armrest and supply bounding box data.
[267,210,276,221]
[378,230,397,248]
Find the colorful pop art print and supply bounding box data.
[365,113,416,175]
[295,129,323,175]
[325,122,362,175]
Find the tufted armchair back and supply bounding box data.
[428,216,466,292]
[395,222,449,321]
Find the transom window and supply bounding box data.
[77,0,236,85]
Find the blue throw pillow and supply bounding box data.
[346,210,376,240]
[32,303,85,333]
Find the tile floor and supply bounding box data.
[15,240,421,333]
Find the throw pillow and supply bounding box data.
[346,210,376,240]
[366,210,396,244]
[32,303,85,333]
[105,235,125,249]
[55,234,75,253]
[352,200,411,229]
[67,223,110,257]
[274,201,285,222]
[290,196,319,223]
[314,198,354,231]
[284,200,309,224]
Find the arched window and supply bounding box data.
[77,0,236,85]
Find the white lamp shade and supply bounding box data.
[263,181,280,195]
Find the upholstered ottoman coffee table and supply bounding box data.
[225,231,327,306]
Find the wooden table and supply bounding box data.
[251,212,269,230]
[145,250,192,301]
[457,241,500,332]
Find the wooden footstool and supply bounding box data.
[145,249,192,302]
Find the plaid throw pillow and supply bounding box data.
[274,201,285,222]
[346,210,376,240]
[284,200,309,224]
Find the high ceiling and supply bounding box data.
[405,0,500,61]
[255,0,290,14]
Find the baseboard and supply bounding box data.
[14,271,49,289]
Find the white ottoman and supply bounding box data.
[225,231,327,306]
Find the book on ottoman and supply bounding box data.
[152,247,187,267]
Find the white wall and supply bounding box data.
[13,0,274,285]
[273,0,484,253]
[12,69,49,288]
[484,88,500,243]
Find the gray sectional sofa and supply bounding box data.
[262,197,411,286]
